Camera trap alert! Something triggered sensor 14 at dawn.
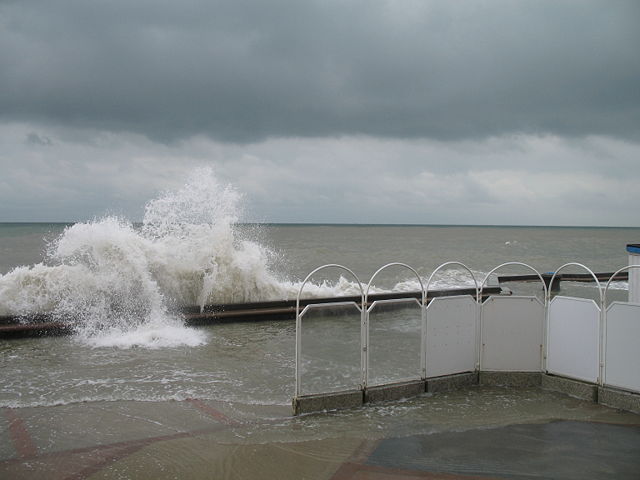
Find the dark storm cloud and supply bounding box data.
[1,0,638,142]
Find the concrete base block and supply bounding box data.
[293,390,363,415]
[541,374,598,402]
[426,372,478,393]
[364,380,426,404]
[598,387,640,414]
[291,373,640,416]
[479,371,542,387]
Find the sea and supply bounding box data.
[1,171,638,409]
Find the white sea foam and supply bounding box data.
[583,280,628,291]
[80,323,207,349]
[0,168,401,348]
[605,281,628,291]
[0,392,291,409]
[0,168,299,347]
[392,269,484,292]
[0,168,484,349]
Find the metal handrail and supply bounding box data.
[299,300,362,318]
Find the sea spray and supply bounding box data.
[0,169,293,347]
[0,168,489,348]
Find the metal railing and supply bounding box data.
[294,259,638,404]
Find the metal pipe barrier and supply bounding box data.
[293,260,639,414]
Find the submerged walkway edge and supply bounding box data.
[0,286,502,339]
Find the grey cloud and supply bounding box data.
[0,1,639,143]
[25,132,53,146]
[1,123,640,225]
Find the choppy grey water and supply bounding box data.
[1,222,638,408]
[2,223,637,278]
[261,223,637,279]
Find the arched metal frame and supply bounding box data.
[365,263,425,386]
[547,263,603,305]
[479,262,547,371]
[603,264,639,306]
[426,262,480,371]
[547,263,604,384]
[480,262,548,299]
[295,264,365,399]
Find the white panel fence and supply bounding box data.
[605,302,640,392]
[295,262,640,400]
[481,296,544,372]
[547,296,600,383]
[425,295,477,378]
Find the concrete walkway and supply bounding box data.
[2,386,639,479]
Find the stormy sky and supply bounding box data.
[1,0,639,225]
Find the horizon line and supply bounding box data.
[1,221,639,229]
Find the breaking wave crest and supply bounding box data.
[0,169,298,347]
[0,168,486,348]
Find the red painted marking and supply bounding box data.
[0,416,234,479]
[185,398,238,425]
[0,417,233,473]
[4,408,37,458]
[62,437,187,480]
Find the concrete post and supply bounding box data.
[628,244,640,303]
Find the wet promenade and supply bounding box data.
[2,386,639,479]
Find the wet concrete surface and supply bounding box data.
[1,386,639,479]
[365,421,640,479]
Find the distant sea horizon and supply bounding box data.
[1,221,639,229]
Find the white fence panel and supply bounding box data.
[605,302,640,393]
[426,295,477,378]
[481,296,544,372]
[547,296,600,383]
